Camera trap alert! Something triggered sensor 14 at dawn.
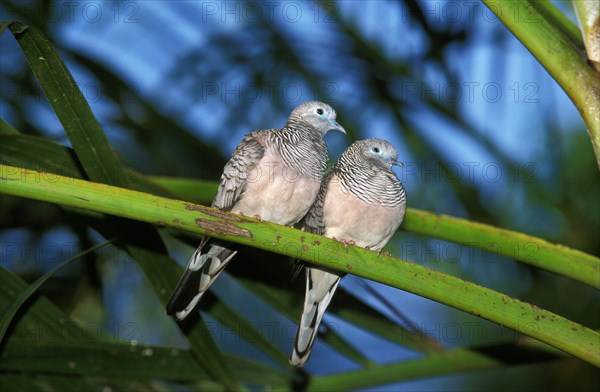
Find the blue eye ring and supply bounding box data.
[316,108,324,115]
[372,147,380,154]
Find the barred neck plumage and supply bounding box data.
[268,122,328,181]
[334,152,406,207]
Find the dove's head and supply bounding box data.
[355,138,403,170]
[288,101,346,136]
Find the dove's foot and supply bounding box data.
[332,238,355,250]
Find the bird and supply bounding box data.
[290,138,407,367]
[166,101,346,320]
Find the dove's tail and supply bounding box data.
[290,267,341,367]
[166,238,237,320]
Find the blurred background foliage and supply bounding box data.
[1,0,599,391]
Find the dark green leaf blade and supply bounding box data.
[0,240,113,346]
[6,21,123,186]
[3,22,239,389]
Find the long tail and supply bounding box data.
[290,267,341,367]
[166,237,237,320]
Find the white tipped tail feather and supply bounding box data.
[290,268,341,366]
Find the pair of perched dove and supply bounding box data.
[166,101,407,367]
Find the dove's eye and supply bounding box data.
[372,147,381,154]
[316,108,324,115]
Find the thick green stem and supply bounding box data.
[1,165,598,367]
[147,176,600,289]
[573,0,600,71]
[482,0,600,167]
[403,209,599,288]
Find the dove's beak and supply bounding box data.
[329,120,346,134]
[391,159,404,167]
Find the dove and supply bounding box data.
[290,138,407,366]
[166,102,345,320]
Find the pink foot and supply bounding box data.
[338,238,355,250]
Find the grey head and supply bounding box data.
[344,138,403,170]
[286,101,346,136]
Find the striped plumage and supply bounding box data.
[334,141,406,207]
[167,102,345,321]
[290,138,406,367]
